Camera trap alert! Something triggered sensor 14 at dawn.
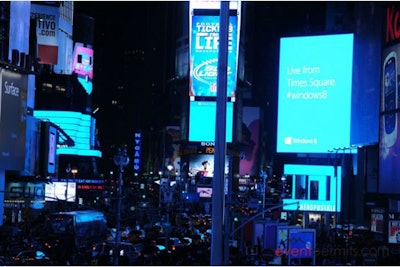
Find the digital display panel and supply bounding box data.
[45,124,57,175]
[197,187,212,198]
[370,207,384,234]
[379,42,400,194]
[30,4,59,65]
[288,229,315,263]
[189,14,238,99]
[189,153,229,179]
[277,34,354,153]
[45,181,76,202]
[72,43,94,95]
[34,110,101,157]
[189,101,233,142]
[0,69,28,170]
[282,164,342,212]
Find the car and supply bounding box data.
[10,250,54,266]
[156,237,184,253]
[127,229,146,243]
[137,241,169,265]
[91,241,140,266]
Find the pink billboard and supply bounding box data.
[73,44,94,95]
[239,107,260,176]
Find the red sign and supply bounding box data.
[386,5,400,44]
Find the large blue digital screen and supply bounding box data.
[189,101,233,142]
[282,164,342,212]
[277,34,354,153]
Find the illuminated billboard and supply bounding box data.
[277,34,354,153]
[189,153,229,178]
[45,181,76,202]
[379,39,400,194]
[189,101,233,142]
[282,164,342,212]
[188,2,240,144]
[0,69,28,170]
[34,110,101,157]
[189,14,238,99]
[40,121,57,176]
[197,187,212,198]
[31,4,59,65]
[5,182,45,209]
[72,43,94,95]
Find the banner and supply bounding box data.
[31,4,59,65]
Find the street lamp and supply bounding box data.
[113,147,129,266]
[165,162,174,249]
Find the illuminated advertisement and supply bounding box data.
[275,226,302,258]
[5,182,45,209]
[371,207,384,233]
[380,40,400,194]
[43,122,57,175]
[287,229,316,264]
[0,69,28,170]
[31,4,59,65]
[188,2,241,144]
[282,164,342,212]
[239,107,260,176]
[133,132,141,173]
[197,187,212,198]
[189,101,233,142]
[34,110,102,157]
[45,182,76,202]
[72,43,94,95]
[277,34,354,153]
[189,153,229,178]
[189,14,238,99]
[388,220,400,244]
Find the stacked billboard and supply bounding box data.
[188,0,240,143]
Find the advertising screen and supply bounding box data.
[30,4,59,65]
[189,101,233,142]
[379,41,400,194]
[388,220,400,244]
[277,34,354,153]
[34,110,101,157]
[197,187,212,198]
[45,181,76,202]
[282,164,341,212]
[189,14,238,100]
[287,229,315,264]
[189,153,229,179]
[72,43,94,95]
[370,207,384,233]
[0,69,28,170]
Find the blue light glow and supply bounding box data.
[277,34,354,153]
